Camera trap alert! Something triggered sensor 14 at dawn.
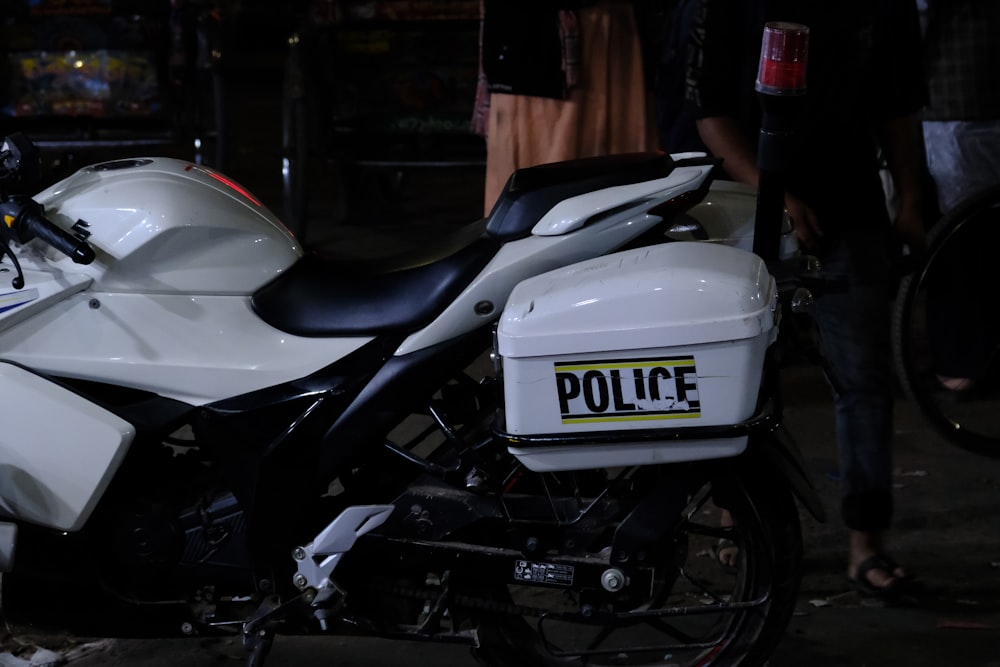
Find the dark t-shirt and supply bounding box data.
[687,0,926,230]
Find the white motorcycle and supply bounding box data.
[0,132,821,667]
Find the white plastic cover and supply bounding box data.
[497,242,776,359]
[0,362,135,531]
[34,158,301,295]
[496,242,777,467]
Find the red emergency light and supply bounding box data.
[756,22,809,96]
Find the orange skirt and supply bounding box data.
[483,1,658,214]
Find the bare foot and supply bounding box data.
[715,508,738,568]
[847,530,914,595]
[938,375,975,392]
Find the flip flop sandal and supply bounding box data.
[872,554,920,587]
[847,554,919,598]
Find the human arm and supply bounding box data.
[874,0,928,254]
[696,115,823,250]
[878,114,927,255]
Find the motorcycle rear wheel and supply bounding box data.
[472,461,802,667]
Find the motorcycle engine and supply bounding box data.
[113,489,253,592]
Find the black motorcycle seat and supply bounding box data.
[486,152,675,241]
[253,152,685,338]
[251,222,499,337]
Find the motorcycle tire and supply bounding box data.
[471,459,802,667]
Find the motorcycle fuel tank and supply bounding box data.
[33,158,301,295]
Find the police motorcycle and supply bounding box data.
[0,26,821,667]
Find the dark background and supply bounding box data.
[0,0,487,243]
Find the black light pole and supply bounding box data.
[752,22,809,263]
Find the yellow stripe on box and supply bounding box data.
[556,360,695,372]
[562,412,702,424]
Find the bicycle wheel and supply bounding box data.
[893,184,1000,457]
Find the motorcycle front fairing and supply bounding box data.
[0,361,135,533]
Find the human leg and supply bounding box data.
[809,238,911,593]
[482,1,657,215]
[714,508,738,569]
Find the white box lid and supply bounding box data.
[498,242,776,358]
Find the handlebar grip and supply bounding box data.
[4,198,96,265]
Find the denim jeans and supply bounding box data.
[808,235,895,532]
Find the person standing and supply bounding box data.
[918,0,1000,394]
[920,0,1000,214]
[687,0,927,596]
[475,0,660,215]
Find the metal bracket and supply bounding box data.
[291,505,394,605]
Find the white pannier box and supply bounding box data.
[496,242,777,471]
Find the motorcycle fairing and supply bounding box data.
[0,290,373,406]
[0,336,405,627]
[59,376,195,437]
[107,328,492,593]
[172,327,490,559]
[0,361,135,531]
[0,266,90,332]
[0,336,404,621]
[487,152,690,241]
[396,162,716,356]
[192,335,405,518]
[530,168,715,238]
[313,325,494,479]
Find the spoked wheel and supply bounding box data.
[472,461,802,667]
[892,185,1000,457]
